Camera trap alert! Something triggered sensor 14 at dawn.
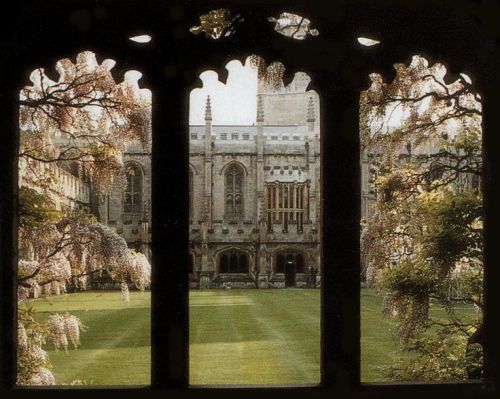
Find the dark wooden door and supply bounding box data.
[284,260,296,287]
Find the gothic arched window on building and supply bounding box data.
[219,249,249,273]
[225,164,244,219]
[124,164,142,214]
[471,173,481,190]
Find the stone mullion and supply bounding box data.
[298,185,303,232]
[284,184,289,232]
[232,171,236,214]
[289,184,292,222]
[273,185,277,223]
[305,184,310,222]
[282,184,286,230]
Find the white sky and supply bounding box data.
[189,58,258,125]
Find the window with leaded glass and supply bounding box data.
[219,250,249,273]
[225,164,243,218]
[124,164,142,214]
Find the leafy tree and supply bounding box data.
[360,56,483,380]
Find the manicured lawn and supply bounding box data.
[24,288,479,386]
[190,289,479,385]
[361,289,399,381]
[25,291,151,386]
[189,289,320,386]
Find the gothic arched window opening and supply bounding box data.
[225,164,244,219]
[219,250,249,273]
[124,164,143,214]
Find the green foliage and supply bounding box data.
[375,189,484,377]
[420,190,482,273]
[386,325,473,381]
[382,260,439,296]
[18,187,61,228]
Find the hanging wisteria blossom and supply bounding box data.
[17,50,153,386]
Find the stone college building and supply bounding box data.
[188,75,321,288]
[50,72,321,290]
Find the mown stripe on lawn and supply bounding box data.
[189,290,320,385]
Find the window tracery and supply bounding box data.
[225,164,244,219]
[219,249,249,273]
[124,164,142,214]
[266,182,308,232]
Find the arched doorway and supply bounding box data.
[284,254,296,287]
[276,252,305,287]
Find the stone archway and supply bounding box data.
[218,248,250,274]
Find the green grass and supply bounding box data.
[361,289,480,382]
[361,289,399,382]
[24,288,479,386]
[189,289,320,386]
[25,291,151,386]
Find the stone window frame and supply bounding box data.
[1,1,499,397]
